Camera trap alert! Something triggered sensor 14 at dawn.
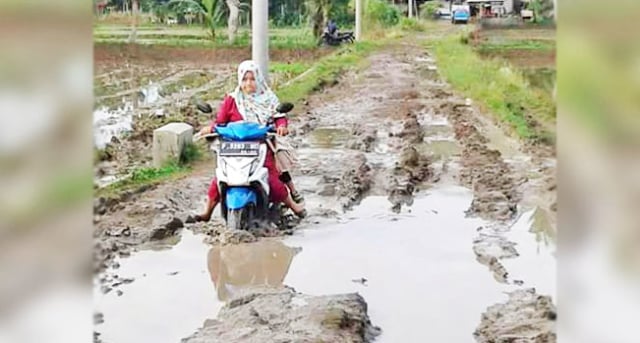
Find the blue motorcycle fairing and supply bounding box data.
[225,187,258,210]
[215,121,270,141]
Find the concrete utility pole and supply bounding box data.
[408,0,414,18]
[252,0,269,82]
[355,0,362,41]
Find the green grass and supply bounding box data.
[179,142,203,164]
[94,26,317,49]
[431,35,555,143]
[274,42,380,105]
[270,62,311,75]
[398,17,427,32]
[476,39,555,53]
[96,163,191,199]
[94,36,317,50]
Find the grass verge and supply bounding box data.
[431,34,555,144]
[274,41,380,105]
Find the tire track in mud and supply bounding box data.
[290,45,439,215]
[431,96,525,285]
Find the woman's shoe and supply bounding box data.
[192,214,210,223]
[294,208,307,219]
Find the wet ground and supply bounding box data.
[93,29,556,342]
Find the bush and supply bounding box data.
[399,17,424,31]
[365,0,400,28]
[179,142,203,165]
[420,1,440,19]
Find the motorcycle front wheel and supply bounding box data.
[226,205,255,231]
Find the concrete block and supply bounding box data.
[152,122,193,168]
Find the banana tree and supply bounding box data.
[226,0,250,43]
[129,0,139,43]
[529,0,553,23]
[168,0,225,40]
[305,0,332,40]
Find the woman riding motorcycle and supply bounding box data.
[194,60,306,222]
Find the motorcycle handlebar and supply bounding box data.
[193,132,219,142]
[194,126,276,142]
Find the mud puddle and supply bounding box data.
[93,82,168,149]
[94,230,217,343]
[308,127,351,148]
[93,185,523,343]
[283,186,506,342]
[94,228,301,343]
[93,103,134,150]
[501,207,556,298]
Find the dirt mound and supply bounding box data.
[475,288,556,343]
[188,219,300,246]
[386,110,434,212]
[445,103,521,221]
[387,146,434,213]
[337,154,373,211]
[182,287,381,343]
[348,124,377,152]
[472,226,521,283]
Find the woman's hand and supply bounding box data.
[199,126,212,135]
[276,126,289,136]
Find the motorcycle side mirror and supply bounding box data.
[196,100,213,114]
[276,102,294,113]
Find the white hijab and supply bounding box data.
[229,60,280,125]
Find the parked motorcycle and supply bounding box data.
[321,30,355,46]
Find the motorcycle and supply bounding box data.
[321,30,355,46]
[194,101,295,231]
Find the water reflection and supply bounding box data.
[207,240,298,301]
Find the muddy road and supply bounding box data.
[93,34,556,342]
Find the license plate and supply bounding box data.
[219,141,260,156]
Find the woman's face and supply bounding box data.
[241,71,257,94]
